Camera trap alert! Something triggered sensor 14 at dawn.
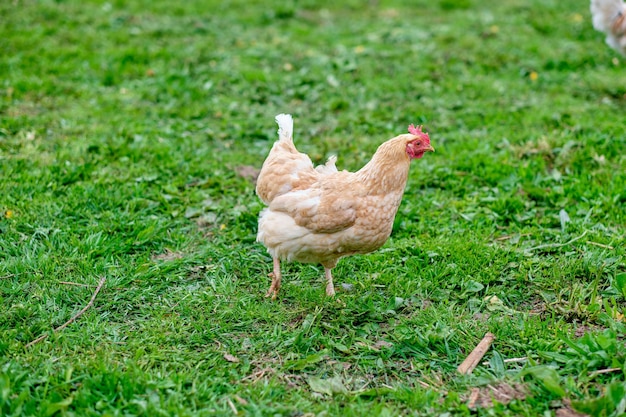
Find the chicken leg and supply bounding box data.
[325,267,335,296]
[265,257,281,300]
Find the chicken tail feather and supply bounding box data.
[275,113,294,142]
[315,155,338,174]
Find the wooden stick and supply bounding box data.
[457,332,495,375]
[0,273,16,280]
[25,276,106,348]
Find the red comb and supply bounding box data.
[408,124,430,141]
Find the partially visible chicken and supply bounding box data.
[591,0,626,55]
[256,114,434,299]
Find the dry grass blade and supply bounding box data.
[224,353,240,363]
[457,332,495,375]
[25,276,107,348]
[589,367,622,378]
[226,397,238,415]
[241,367,275,383]
[494,233,531,241]
[525,230,588,252]
[482,356,527,366]
[586,241,614,250]
[59,281,93,287]
[233,395,248,406]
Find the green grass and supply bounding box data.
[1,0,626,415]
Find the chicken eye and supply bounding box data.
[415,141,421,146]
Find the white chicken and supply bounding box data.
[591,0,626,55]
[255,114,434,299]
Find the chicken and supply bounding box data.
[591,0,626,55]
[256,114,434,299]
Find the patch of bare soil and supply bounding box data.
[235,165,260,182]
[466,382,528,408]
[151,248,184,261]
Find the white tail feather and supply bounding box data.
[275,113,293,141]
[315,155,338,174]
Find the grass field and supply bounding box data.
[1,0,626,415]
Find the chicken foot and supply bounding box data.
[265,257,282,300]
[325,267,335,297]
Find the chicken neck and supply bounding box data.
[354,150,411,196]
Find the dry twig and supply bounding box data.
[25,276,107,348]
[457,333,495,375]
[241,367,274,383]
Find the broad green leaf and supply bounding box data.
[572,397,609,416]
[559,333,588,355]
[0,374,10,402]
[465,280,484,293]
[572,381,626,416]
[606,382,626,414]
[329,340,351,354]
[489,350,505,376]
[284,350,328,371]
[356,387,393,398]
[595,330,618,352]
[522,366,565,397]
[44,396,73,417]
[307,376,347,395]
[615,273,626,298]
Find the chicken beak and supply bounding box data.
[424,145,435,153]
